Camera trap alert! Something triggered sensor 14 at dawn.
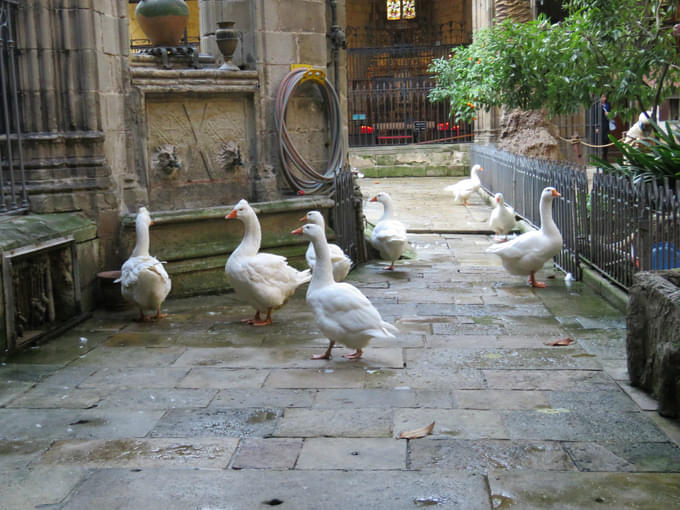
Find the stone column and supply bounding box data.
[15,0,130,268]
[471,0,498,144]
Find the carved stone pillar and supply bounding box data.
[471,0,499,144]
[15,0,130,267]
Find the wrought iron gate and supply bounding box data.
[333,168,368,265]
[0,0,27,214]
[346,25,473,147]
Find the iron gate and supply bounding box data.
[346,24,473,147]
[333,168,368,265]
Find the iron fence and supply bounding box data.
[346,23,473,147]
[590,173,680,288]
[472,145,680,290]
[0,0,27,215]
[347,76,474,147]
[332,167,368,265]
[472,144,589,280]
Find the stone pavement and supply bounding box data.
[2,176,680,510]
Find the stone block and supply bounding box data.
[263,32,296,65]
[296,33,328,66]
[277,0,325,33]
[626,271,680,417]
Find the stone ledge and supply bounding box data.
[0,213,97,253]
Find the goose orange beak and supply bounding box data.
[299,215,307,222]
[369,196,377,202]
[225,210,238,220]
[552,189,561,197]
[291,227,303,235]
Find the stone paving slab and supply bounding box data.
[78,366,190,389]
[149,408,282,438]
[0,439,51,470]
[275,408,393,438]
[59,468,491,510]
[502,408,668,442]
[488,471,680,510]
[178,367,270,389]
[211,388,316,408]
[297,437,406,470]
[0,408,164,441]
[483,369,618,391]
[363,366,487,390]
[2,466,88,510]
[231,437,303,469]
[409,438,576,473]
[563,441,680,472]
[312,388,453,409]
[7,385,108,409]
[36,437,239,469]
[97,387,217,409]
[394,408,509,440]
[453,390,549,410]
[265,367,368,389]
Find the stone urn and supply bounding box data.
[215,21,239,70]
[135,0,190,47]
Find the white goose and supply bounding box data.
[117,207,171,321]
[489,192,517,236]
[225,199,311,326]
[291,222,398,360]
[485,187,563,288]
[445,164,483,205]
[369,192,408,270]
[301,210,352,282]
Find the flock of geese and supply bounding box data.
[117,166,563,359]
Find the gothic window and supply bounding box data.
[387,0,416,21]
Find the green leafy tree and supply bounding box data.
[429,0,680,125]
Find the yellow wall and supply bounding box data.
[128,0,200,45]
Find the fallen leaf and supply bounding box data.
[398,421,435,439]
[545,337,574,347]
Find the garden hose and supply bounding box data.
[274,67,346,193]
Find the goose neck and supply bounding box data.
[132,220,150,257]
[234,213,261,257]
[539,196,558,234]
[378,199,394,222]
[309,235,335,289]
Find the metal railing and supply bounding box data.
[332,168,368,265]
[347,76,474,147]
[0,0,27,215]
[590,172,680,288]
[346,24,473,147]
[472,144,680,290]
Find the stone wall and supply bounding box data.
[349,143,470,178]
[626,270,680,418]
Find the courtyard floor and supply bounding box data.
[1,177,679,509]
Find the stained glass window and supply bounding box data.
[387,1,416,21]
[387,0,401,20]
[403,0,415,19]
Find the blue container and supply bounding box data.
[651,242,680,270]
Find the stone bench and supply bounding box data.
[626,270,680,417]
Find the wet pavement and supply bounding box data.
[2,176,680,509]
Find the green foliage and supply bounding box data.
[591,121,680,183]
[429,0,680,124]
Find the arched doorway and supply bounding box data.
[345,0,474,146]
